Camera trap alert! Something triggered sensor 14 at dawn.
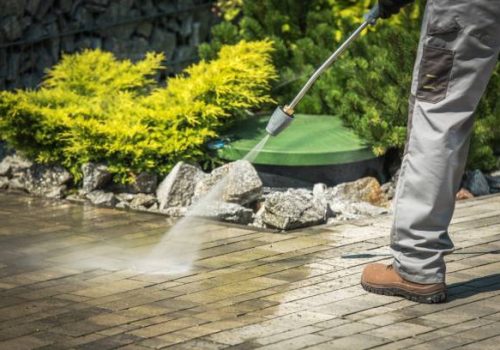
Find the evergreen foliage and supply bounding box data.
[0,41,276,182]
[207,0,499,170]
[469,67,500,170]
[320,9,421,156]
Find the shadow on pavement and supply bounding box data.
[341,250,500,259]
[448,273,500,301]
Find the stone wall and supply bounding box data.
[0,0,218,90]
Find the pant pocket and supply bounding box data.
[416,45,454,103]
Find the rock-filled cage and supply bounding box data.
[0,0,217,90]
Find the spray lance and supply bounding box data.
[265,5,380,136]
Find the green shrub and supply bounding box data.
[204,0,499,171]
[468,66,500,170]
[201,1,336,109]
[216,0,244,21]
[319,4,499,169]
[201,1,421,110]
[320,8,421,156]
[0,41,277,182]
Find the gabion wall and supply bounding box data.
[0,0,218,89]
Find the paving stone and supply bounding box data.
[257,334,330,350]
[404,335,473,350]
[0,335,53,350]
[128,317,205,338]
[308,333,390,349]
[72,279,152,298]
[255,325,323,346]
[74,333,142,350]
[458,334,500,350]
[115,344,151,350]
[484,311,500,321]
[420,302,498,324]
[363,322,434,341]
[372,337,422,350]
[318,321,377,338]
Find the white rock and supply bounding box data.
[194,160,263,206]
[190,201,254,225]
[81,163,112,193]
[86,190,118,207]
[260,189,328,230]
[156,162,206,210]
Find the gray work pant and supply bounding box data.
[391,0,500,284]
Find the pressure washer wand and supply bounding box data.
[265,5,380,136]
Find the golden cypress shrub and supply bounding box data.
[0,40,276,182]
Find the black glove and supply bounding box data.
[378,0,414,19]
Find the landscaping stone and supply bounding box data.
[130,193,157,209]
[3,0,26,17]
[35,0,54,20]
[2,16,23,41]
[464,170,490,196]
[190,201,254,225]
[318,177,391,222]
[486,174,500,194]
[0,154,33,177]
[81,163,112,193]
[43,186,67,199]
[0,177,9,189]
[115,201,130,209]
[130,172,158,194]
[110,172,158,194]
[8,177,27,192]
[65,193,87,203]
[162,206,188,217]
[456,188,474,201]
[259,189,328,230]
[148,203,159,212]
[194,160,263,206]
[26,0,41,15]
[193,166,227,201]
[328,201,389,222]
[313,183,327,199]
[381,181,396,201]
[326,177,385,206]
[262,187,288,195]
[116,193,135,203]
[19,164,72,199]
[224,160,263,205]
[313,183,335,219]
[86,190,118,207]
[251,207,266,229]
[156,162,206,210]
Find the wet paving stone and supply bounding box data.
[0,192,499,349]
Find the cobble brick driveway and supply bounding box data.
[0,192,499,349]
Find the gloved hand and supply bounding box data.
[378,0,414,19]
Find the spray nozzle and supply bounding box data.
[265,106,294,136]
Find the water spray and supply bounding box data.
[265,5,380,136]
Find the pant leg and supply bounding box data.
[391,0,500,284]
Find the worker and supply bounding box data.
[361,0,500,303]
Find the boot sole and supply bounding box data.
[361,281,447,304]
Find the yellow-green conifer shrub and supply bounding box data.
[0,40,276,183]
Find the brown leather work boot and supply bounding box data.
[361,263,447,304]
